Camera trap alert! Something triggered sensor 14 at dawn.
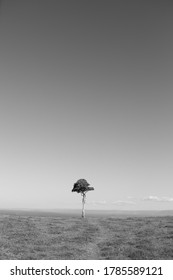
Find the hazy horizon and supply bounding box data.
[0,0,173,211]
[0,208,173,220]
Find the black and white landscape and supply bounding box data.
[0,0,173,260]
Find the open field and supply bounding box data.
[0,210,173,259]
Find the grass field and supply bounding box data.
[0,210,173,259]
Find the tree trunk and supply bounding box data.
[81,193,86,218]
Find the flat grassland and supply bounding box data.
[0,210,173,259]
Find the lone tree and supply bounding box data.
[72,179,94,218]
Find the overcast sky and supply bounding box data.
[0,0,173,211]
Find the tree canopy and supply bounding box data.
[72,179,94,193]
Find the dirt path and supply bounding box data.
[79,218,111,259]
[83,242,100,259]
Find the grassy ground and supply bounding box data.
[0,212,172,259]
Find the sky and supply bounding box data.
[0,0,173,211]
